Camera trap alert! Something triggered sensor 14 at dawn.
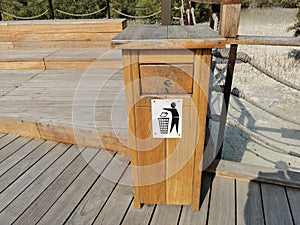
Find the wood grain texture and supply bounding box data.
[93,166,133,225]
[179,173,212,225]
[0,19,126,50]
[64,153,128,225]
[261,183,293,225]
[0,134,19,149]
[286,187,300,225]
[0,141,70,211]
[0,145,80,225]
[140,64,194,94]
[227,35,300,47]
[207,159,300,189]
[0,138,44,177]
[219,4,241,38]
[207,176,235,225]
[150,205,181,225]
[112,26,226,49]
[236,180,264,225]
[36,149,113,225]
[13,147,98,225]
[122,202,155,225]
[0,140,59,193]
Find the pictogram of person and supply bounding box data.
[163,102,179,134]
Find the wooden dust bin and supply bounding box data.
[112,26,225,210]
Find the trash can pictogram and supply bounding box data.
[158,117,169,134]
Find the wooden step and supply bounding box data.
[0,49,123,70]
[0,19,127,50]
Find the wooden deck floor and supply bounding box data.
[0,133,299,225]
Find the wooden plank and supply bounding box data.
[112,26,226,49]
[286,187,300,225]
[207,176,235,225]
[0,133,6,139]
[13,147,99,225]
[8,19,126,34]
[140,64,194,94]
[261,183,293,225]
[0,117,130,155]
[166,106,198,205]
[0,136,31,163]
[11,32,119,42]
[227,35,300,47]
[0,138,44,176]
[236,180,264,225]
[122,202,155,225]
[150,205,181,225]
[0,60,45,70]
[0,134,19,149]
[139,49,194,64]
[92,165,133,225]
[0,143,70,212]
[135,107,166,205]
[13,41,113,50]
[0,145,80,224]
[219,4,241,38]
[64,153,128,225]
[37,149,114,225]
[179,173,212,225]
[206,159,300,189]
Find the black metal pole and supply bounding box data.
[0,11,2,21]
[216,44,238,159]
[106,0,111,19]
[48,0,55,19]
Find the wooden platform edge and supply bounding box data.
[206,159,300,189]
[0,117,130,155]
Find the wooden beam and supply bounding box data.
[206,159,300,189]
[227,35,300,47]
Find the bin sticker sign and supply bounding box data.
[151,99,182,138]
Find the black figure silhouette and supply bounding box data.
[163,102,179,134]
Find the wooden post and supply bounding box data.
[106,0,111,19]
[219,4,241,37]
[47,0,55,20]
[161,0,172,25]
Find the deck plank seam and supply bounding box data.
[176,205,184,225]
[147,204,158,225]
[0,137,33,164]
[62,149,118,224]
[284,186,296,225]
[0,134,20,151]
[119,197,134,225]
[10,145,88,225]
[0,144,74,214]
[91,158,131,225]
[34,148,101,225]
[258,182,267,225]
[205,174,213,225]
[0,141,61,194]
[0,139,46,177]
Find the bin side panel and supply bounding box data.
[122,50,142,208]
[192,49,212,210]
[135,107,166,205]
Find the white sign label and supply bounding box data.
[151,99,182,138]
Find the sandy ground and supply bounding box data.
[210,8,300,172]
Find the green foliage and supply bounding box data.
[242,0,298,8]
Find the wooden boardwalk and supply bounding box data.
[0,133,299,225]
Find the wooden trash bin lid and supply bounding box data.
[111,25,226,49]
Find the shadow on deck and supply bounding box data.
[0,134,299,225]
